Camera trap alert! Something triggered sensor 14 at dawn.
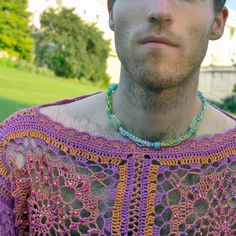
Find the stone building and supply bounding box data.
[199,8,236,102]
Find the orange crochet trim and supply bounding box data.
[0,138,7,163]
[112,164,128,235]
[170,205,185,234]
[144,164,160,235]
[4,129,236,167]
[0,160,7,178]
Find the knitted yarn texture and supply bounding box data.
[0,94,235,235]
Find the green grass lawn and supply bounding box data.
[0,66,104,121]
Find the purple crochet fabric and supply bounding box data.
[0,95,235,236]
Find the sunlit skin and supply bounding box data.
[41,0,234,143]
[110,0,218,89]
[106,0,231,140]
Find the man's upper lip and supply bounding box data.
[140,36,177,47]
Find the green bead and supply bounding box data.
[110,114,121,131]
[189,117,199,132]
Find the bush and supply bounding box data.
[209,85,236,114]
[15,60,38,73]
[0,58,55,78]
[0,0,34,60]
[0,58,15,68]
[221,95,236,113]
[34,8,111,85]
[35,66,55,78]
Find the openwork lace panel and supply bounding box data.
[0,97,235,236]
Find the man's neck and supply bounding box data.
[112,70,201,141]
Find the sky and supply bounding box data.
[226,0,236,10]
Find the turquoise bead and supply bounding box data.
[108,84,118,93]
[189,129,194,134]
[154,142,161,149]
[189,118,199,132]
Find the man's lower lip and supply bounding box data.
[142,42,173,48]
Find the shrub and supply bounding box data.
[34,8,110,85]
[0,58,55,78]
[208,84,236,114]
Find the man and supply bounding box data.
[0,0,235,235]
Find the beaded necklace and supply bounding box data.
[106,84,208,149]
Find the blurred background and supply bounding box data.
[0,0,236,121]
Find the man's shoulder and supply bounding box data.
[209,105,235,130]
[198,104,236,137]
[1,92,105,129]
[40,92,106,129]
[0,92,108,145]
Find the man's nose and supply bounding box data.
[146,0,174,24]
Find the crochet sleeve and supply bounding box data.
[0,120,17,235]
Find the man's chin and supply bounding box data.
[135,70,187,90]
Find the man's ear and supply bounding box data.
[107,0,115,31]
[209,7,228,40]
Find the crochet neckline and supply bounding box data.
[34,93,236,155]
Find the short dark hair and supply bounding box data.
[215,0,226,12]
[111,0,226,12]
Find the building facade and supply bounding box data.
[199,8,236,101]
[28,1,236,101]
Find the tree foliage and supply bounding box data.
[0,0,34,60]
[220,84,236,114]
[34,8,110,84]
[209,84,236,114]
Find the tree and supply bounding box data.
[0,0,34,60]
[220,84,236,114]
[209,84,236,114]
[34,8,110,84]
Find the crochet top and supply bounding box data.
[0,95,236,236]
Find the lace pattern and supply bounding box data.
[0,96,235,235]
